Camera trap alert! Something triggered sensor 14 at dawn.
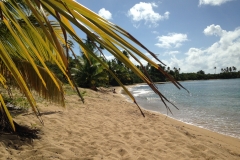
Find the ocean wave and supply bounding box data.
[132,90,153,97]
[135,84,148,87]
[146,97,160,101]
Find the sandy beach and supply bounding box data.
[1,87,240,160]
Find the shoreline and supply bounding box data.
[116,85,240,140]
[1,87,240,159]
[115,86,240,157]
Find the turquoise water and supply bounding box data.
[128,79,240,139]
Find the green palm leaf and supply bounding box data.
[0,0,186,132]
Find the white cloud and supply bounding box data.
[167,51,180,55]
[166,25,240,73]
[166,56,184,71]
[98,8,112,20]
[105,55,115,61]
[203,24,226,36]
[129,57,148,66]
[199,0,232,6]
[106,54,149,66]
[127,2,169,27]
[152,31,159,34]
[155,33,188,48]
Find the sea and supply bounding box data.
[126,79,240,139]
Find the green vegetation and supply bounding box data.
[72,55,109,90]
[107,51,133,86]
[49,48,240,86]
[163,66,240,81]
[1,0,237,138]
[70,37,109,90]
[69,58,240,86]
[0,0,184,135]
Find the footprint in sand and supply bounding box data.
[43,146,65,155]
[118,148,128,157]
[140,139,148,144]
[134,132,144,137]
[121,132,132,140]
[137,157,148,160]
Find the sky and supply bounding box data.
[75,0,240,74]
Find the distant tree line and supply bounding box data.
[46,38,240,89]
[130,65,240,83]
[48,54,240,89]
[163,66,240,81]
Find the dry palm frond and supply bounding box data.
[15,59,65,106]
[0,1,68,131]
[0,0,187,132]
[38,0,188,108]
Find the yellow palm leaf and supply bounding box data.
[15,59,65,106]
[38,0,187,109]
[0,41,38,117]
[0,0,187,132]
[0,94,15,131]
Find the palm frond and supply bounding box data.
[15,59,65,106]
[38,0,186,107]
[0,94,15,131]
[0,0,187,132]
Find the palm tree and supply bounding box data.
[232,66,237,72]
[0,0,186,132]
[70,36,108,90]
[108,58,132,85]
[167,67,170,73]
[214,66,216,74]
[72,55,108,90]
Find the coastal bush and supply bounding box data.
[0,0,185,135]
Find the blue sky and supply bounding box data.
[75,0,240,74]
